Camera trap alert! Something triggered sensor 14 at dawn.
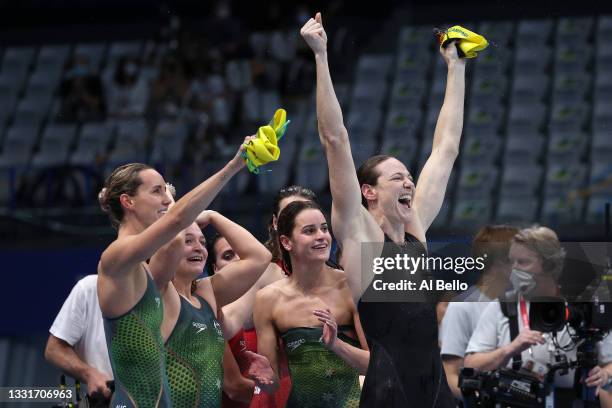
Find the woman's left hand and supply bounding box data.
[314,308,338,350]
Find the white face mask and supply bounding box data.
[510,268,537,296]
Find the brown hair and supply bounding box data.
[356,155,394,208]
[472,225,520,271]
[513,225,566,279]
[98,163,152,229]
[277,200,324,273]
[264,185,318,262]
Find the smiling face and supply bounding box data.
[127,168,172,228]
[364,157,415,223]
[280,208,331,264]
[212,236,240,272]
[177,223,208,280]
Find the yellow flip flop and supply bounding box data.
[242,109,290,174]
[434,25,489,58]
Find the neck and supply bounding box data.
[290,258,326,293]
[118,215,147,237]
[368,206,405,243]
[172,272,196,300]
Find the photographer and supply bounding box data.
[464,226,612,406]
[465,226,577,403]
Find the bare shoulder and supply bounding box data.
[328,267,350,286]
[195,277,217,309]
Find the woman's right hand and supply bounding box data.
[231,134,257,168]
[245,350,277,392]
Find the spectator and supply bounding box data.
[148,54,189,118]
[59,55,106,122]
[45,275,112,402]
[106,55,149,117]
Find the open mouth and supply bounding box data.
[187,255,203,263]
[398,194,412,208]
[312,243,328,250]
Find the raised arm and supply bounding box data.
[203,212,272,308]
[301,13,370,241]
[221,263,285,339]
[100,137,253,278]
[412,44,466,231]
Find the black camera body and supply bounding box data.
[529,297,612,334]
[460,367,549,408]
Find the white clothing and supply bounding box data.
[49,275,113,378]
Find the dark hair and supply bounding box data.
[472,225,520,271]
[98,163,152,229]
[205,233,223,275]
[356,155,394,208]
[277,200,324,273]
[265,185,318,262]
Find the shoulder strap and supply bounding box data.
[499,292,522,370]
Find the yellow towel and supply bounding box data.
[434,25,489,58]
[242,109,290,174]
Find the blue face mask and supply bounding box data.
[510,268,537,296]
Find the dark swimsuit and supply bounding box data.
[357,233,455,408]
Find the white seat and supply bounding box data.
[545,163,587,197]
[500,163,543,198]
[541,195,584,224]
[546,131,587,163]
[451,197,492,227]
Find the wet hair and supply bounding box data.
[205,233,223,275]
[513,225,566,279]
[98,163,152,229]
[472,225,520,271]
[356,154,394,208]
[265,185,318,262]
[277,200,324,273]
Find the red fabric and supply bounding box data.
[222,328,293,408]
[249,335,292,408]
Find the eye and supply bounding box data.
[185,238,193,244]
[321,225,329,232]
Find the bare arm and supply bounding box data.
[149,231,186,289]
[442,356,463,399]
[464,330,545,371]
[206,212,272,308]
[44,336,111,397]
[221,263,285,339]
[301,14,380,243]
[249,289,280,393]
[222,343,255,403]
[315,308,370,374]
[100,139,252,278]
[412,44,466,232]
[302,13,383,303]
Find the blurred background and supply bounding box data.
[0,0,611,399]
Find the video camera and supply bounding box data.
[459,367,549,408]
[529,297,612,335]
